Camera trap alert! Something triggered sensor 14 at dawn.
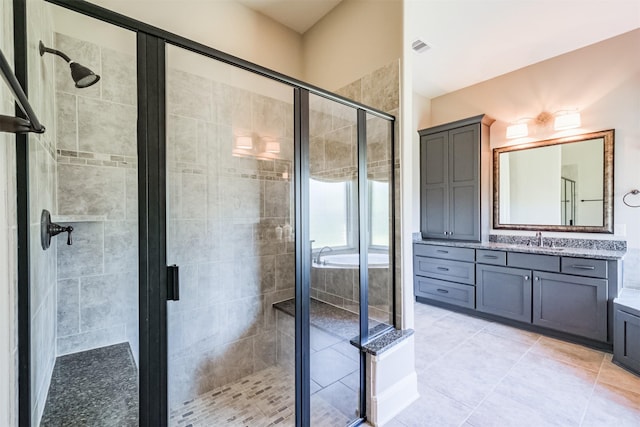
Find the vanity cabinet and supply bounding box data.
[414,242,618,345]
[476,264,532,323]
[419,115,493,242]
[532,271,607,342]
[613,304,640,374]
[413,244,475,309]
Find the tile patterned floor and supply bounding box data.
[388,302,640,427]
[169,366,352,427]
[169,312,362,427]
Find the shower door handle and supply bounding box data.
[167,265,180,301]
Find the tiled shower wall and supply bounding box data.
[26,1,58,423]
[166,65,296,406]
[52,33,139,362]
[0,1,18,425]
[309,61,400,325]
[335,60,402,327]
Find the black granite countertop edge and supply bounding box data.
[413,238,626,260]
[350,329,415,356]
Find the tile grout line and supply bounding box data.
[578,353,607,427]
[458,329,543,427]
[416,311,488,370]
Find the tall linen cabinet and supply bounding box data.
[419,115,494,241]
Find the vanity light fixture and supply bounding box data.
[265,140,280,154]
[506,109,581,139]
[554,111,581,131]
[235,135,253,150]
[506,122,528,139]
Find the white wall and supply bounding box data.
[0,3,18,427]
[507,146,562,225]
[302,0,402,91]
[88,0,304,79]
[561,139,604,225]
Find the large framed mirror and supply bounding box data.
[493,129,614,233]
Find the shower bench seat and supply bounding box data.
[273,298,413,355]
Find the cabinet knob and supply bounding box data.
[443,231,447,235]
[524,275,530,280]
[534,277,540,281]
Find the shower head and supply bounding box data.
[39,41,101,88]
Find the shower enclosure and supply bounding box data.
[17,1,396,426]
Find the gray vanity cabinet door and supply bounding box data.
[533,271,607,342]
[448,124,479,241]
[421,130,449,239]
[476,264,532,323]
[613,308,640,374]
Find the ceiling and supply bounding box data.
[236,0,639,100]
[406,0,640,99]
[237,0,342,34]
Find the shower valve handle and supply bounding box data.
[49,223,74,245]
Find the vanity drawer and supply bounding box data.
[415,276,475,309]
[561,257,607,279]
[508,252,560,272]
[414,244,475,262]
[476,250,506,266]
[414,256,475,285]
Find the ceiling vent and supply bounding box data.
[411,39,431,53]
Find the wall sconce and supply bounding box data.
[554,111,581,131]
[235,135,253,150]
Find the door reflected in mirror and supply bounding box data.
[494,130,614,233]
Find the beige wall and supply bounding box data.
[87,0,304,78]
[302,0,402,91]
[424,29,640,246]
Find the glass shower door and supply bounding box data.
[308,93,362,425]
[165,44,296,426]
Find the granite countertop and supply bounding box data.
[413,238,626,260]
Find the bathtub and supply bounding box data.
[314,252,389,268]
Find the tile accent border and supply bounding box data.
[57,149,137,169]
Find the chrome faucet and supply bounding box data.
[536,231,543,247]
[315,246,333,265]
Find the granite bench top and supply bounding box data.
[273,298,386,340]
[273,298,412,355]
[351,328,414,356]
